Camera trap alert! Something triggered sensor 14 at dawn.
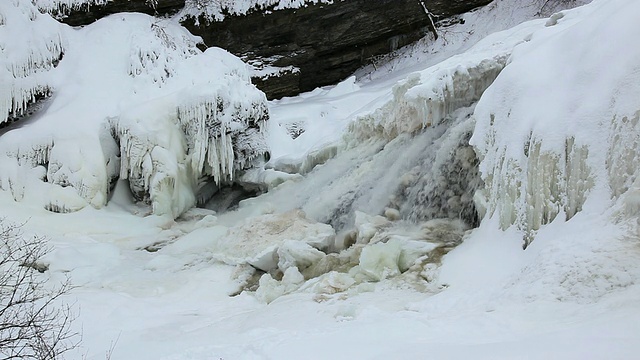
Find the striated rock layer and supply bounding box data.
[183,0,493,99]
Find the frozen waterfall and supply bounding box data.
[0,9,269,218]
[0,0,65,126]
[471,0,640,246]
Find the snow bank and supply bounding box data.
[0,9,269,217]
[471,0,640,243]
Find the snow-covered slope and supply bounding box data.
[1,0,640,359]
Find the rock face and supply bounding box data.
[54,0,492,99]
[183,0,492,99]
[55,0,185,26]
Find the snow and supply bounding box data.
[2,0,640,359]
[179,0,335,22]
[34,0,337,22]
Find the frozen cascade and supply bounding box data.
[471,0,640,245]
[0,11,269,217]
[176,88,269,185]
[393,108,482,226]
[0,0,65,125]
[215,48,512,299]
[225,47,510,240]
[317,51,508,230]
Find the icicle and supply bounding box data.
[33,0,109,18]
[0,0,65,124]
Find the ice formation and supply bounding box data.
[0,9,269,217]
[112,82,268,217]
[245,213,468,303]
[33,0,108,17]
[0,0,65,125]
[213,38,521,301]
[347,51,507,143]
[471,0,640,245]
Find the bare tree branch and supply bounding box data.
[0,219,79,360]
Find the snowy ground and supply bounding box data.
[2,0,640,359]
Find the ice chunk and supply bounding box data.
[206,209,335,272]
[358,240,403,281]
[276,240,325,273]
[255,267,305,303]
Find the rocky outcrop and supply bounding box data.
[54,0,185,26]
[183,0,492,99]
[53,0,492,99]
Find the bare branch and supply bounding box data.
[0,219,79,360]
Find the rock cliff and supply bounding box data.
[182,0,492,98]
[55,0,493,99]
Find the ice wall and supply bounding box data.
[0,0,65,125]
[471,0,640,245]
[348,54,506,144]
